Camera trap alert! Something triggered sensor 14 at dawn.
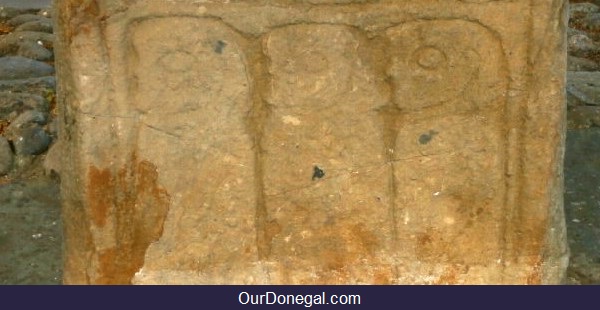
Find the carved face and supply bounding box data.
[265,25,358,107]
[386,20,506,113]
[128,17,250,139]
[129,18,248,117]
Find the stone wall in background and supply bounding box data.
[0,6,55,178]
[567,2,600,129]
[54,0,569,284]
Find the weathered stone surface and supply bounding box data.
[6,109,47,129]
[0,56,54,80]
[570,2,600,17]
[260,24,391,283]
[0,31,55,60]
[567,71,600,107]
[0,76,55,95]
[388,19,509,280]
[0,136,13,176]
[128,17,257,284]
[55,0,569,284]
[7,14,45,26]
[568,55,599,71]
[567,30,600,57]
[0,8,38,21]
[11,125,51,155]
[15,19,53,33]
[16,40,53,61]
[0,92,48,121]
[2,109,51,158]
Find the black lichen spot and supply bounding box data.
[7,139,15,153]
[214,40,227,54]
[418,130,439,145]
[312,166,325,181]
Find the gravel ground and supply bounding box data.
[564,129,600,284]
[0,164,61,284]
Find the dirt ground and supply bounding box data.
[0,159,62,284]
[564,129,600,284]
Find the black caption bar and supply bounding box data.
[1,285,597,310]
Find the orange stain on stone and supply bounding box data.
[373,272,392,284]
[526,255,543,284]
[436,264,467,284]
[85,154,170,284]
[310,224,386,283]
[88,167,113,228]
[96,248,119,284]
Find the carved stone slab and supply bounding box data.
[54,0,569,284]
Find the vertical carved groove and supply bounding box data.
[379,106,401,243]
[245,36,272,260]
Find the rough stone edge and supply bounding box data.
[53,0,98,284]
[529,0,570,284]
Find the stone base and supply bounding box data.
[55,0,569,284]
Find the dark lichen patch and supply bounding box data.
[418,130,439,145]
[312,165,325,180]
[214,40,227,54]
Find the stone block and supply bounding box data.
[54,0,569,284]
